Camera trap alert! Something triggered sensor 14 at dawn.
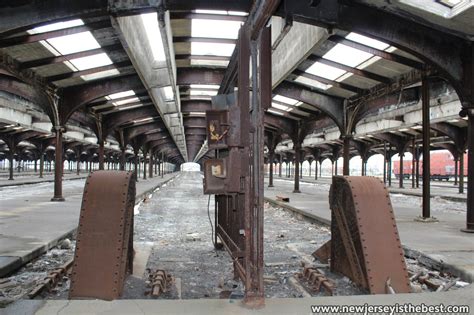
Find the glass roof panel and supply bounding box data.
[273,95,299,106]
[190,84,220,89]
[141,13,166,62]
[323,43,373,67]
[190,59,229,67]
[192,19,242,39]
[81,69,119,81]
[305,62,346,81]
[46,32,101,55]
[27,19,84,35]
[191,42,235,57]
[69,53,113,71]
[345,32,390,50]
[113,97,140,106]
[190,89,218,96]
[267,109,284,116]
[163,86,174,101]
[271,103,290,111]
[294,76,332,90]
[106,90,135,100]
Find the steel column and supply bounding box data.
[8,151,14,180]
[459,152,465,194]
[315,160,318,180]
[454,157,458,186]
[268,151,274,187]
[422,78,430,218]
[462,112,474,232]
[293,147,301,193]
[98,140,105,170]
[51,127,65,201]
[399,153,404,188]
[383,142,387,184]
[412,138,416,188]
[343,136,350,175]
[149,153,153,179]
[39,152,44,178]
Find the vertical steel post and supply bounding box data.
[459,152,464,194]
[383,142,387,184]
[51,126,65,201]
[315,160,318,180]
[462,112,473,232]
[412,138,416,188]
[39,151,44,178]
[422,78,431,218]
[399,152,404,188]
[343,136,350,175]
[454,157,458,186]
[293,146,301,193]
[268,150,274,187]
[98,140,105,170]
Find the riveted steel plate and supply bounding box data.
[69,171,135,300]
[329,176,410,294]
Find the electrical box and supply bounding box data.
[206,110,229,150]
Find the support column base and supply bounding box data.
[413,216,439,223]
[242,296,265,310]
[268,184,274,188]
[293,190,301,193]
[8,178,13,181]
[51,196,65,202]
[460,227,474,233]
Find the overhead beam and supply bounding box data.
[176,68,224,86]
[46,61,132,82]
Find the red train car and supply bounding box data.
[392,151,468,181]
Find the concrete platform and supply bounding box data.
[0,173,178,278]
[264,177,474,282]
[0,173,88,187]
[4,285,473,314]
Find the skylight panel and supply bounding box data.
[273,95,299,106]
[190,84,220,89]
[195,9,228,15]
[113,97,140,106]
[190,89,218,96]
[27,19,84,35]
[335,72,353,82]
[191,19,242,39]
[191,42,235,57]
[294,76,332,90]
[69,53,113,71]
[141,13,166,62]
[46,32,101,55]
[267,109,284,116]
[356,56,382,70]
[345,33,389,50]
[323,43,373,68]
[305,62,346,81]
[272,103,290,111]
[106,90,135,100]
[81,69,119,81]
[163,86,174,101]
[190,59,229,67]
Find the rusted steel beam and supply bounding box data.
[329,176,410,294]
[422,78,431,219]
[462,110,474,232]
[51,126,65,201]
[177,68,224,86]
[70,171,135,300]
[181,101,212,113]
[274,81,344,132]
[264,113,295,135]
[218,0,280,94]
[430,122,467,152]
[175,54,230,62]
[61,74,143,124]
[104,106,158,132]
[125,123,165,142]
[0,20,111,48]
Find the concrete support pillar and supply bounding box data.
[51,127,65,202]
